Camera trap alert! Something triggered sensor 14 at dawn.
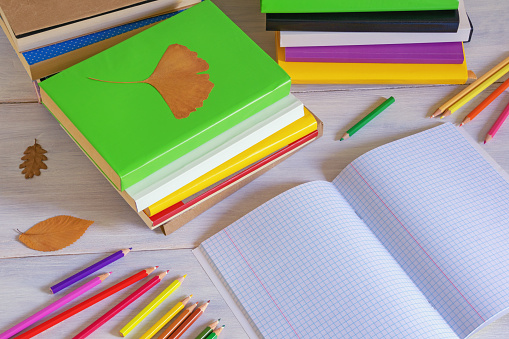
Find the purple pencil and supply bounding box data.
[50,248,130,294]
[0,273,110,339]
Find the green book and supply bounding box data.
[261,0,459,13]
[40,0,291,191]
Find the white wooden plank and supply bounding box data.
[0,249,248,339]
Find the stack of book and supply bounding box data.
[0,0,201,80]
[37,1,323,235]
[263,0,475,84]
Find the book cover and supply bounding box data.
[145,107,318,216]
[194,123,509,338]
[266,10,459,33]
[261,0,459,14]
[276,33,469,84]
[0,0,199,51]
[279,0,471,47]
[40,0,291,191]
[284,42,465,64]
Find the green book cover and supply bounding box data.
[261,0,459,13]
[40,0,291,191]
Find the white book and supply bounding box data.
[11,0,199,52]
[280,0,471,47]
[195,123,509,338]
[125,94,305,212]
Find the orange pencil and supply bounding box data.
[157,302,198,339]
[168,301,210,339]
[460,77,509,126]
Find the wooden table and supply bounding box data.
[1,0,508,338]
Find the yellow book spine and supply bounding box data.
[275,33,468,85]
[146,108,317,216]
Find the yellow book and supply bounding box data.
[275,33,469,85]
[145,108,317,216]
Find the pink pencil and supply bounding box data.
[485,99,509,143]
[72,271,168,339]
[0,273,110,339]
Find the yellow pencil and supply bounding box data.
[440,63,509,118]
[431,56,509,118]
[139,295,193,339]
[120,275,186,337]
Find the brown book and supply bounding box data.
[0,0,200,51]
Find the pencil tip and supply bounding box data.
[166,270,169,273]
[155,266,159,268]
[207,300,210,303]
[183,274,187,278]
[459,123,463,127]
[339,138,344,141]
[109,272,112,274]
[190,294,193,297]
[129,247,132,250]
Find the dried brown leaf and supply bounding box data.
[89,44,214,119]
[20,139,48,179]
[19,216,94,252]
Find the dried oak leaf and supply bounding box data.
[18,216,94,252]
[89,44,214,119]
[20,139,48,179]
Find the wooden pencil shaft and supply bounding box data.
[0,274,107,339]
[449,63,509,114]
[346,96,395,137]
[13,268,153,339]
[464,77,509,122]
[168,303,208,339]
[120,277,183,336]
[138,302,186,339]
[73,273,166,339]
[437,56,509,113]
[193,320,219,339]
[157,303,198,339]
[487,99,509,140]
[50,249,129,294]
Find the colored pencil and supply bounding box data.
[341,96,395,140]
[431,56,509,118]
[156,302,198,339]
[0,273,110,339]
[139,295,193,339]
[14,267,157,339]
[193,319,220,339]
[205,325,225,339]
[485,99,509,143]
[167,301,210,339]
[460,77,509,126]
[50,248,131,294]
[120,275,186,337]
[72,271,168,339]
[440,63,509,118]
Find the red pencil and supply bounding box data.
[72,271,168,339]
[13,267,157,339]
[168,301,210,339]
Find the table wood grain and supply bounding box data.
[1,0,508,338]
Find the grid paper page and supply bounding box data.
[334,123,509,338]
[196,181,458,339]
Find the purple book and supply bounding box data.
[285,42,464,64]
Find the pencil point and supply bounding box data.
[109,272,112,274]
[341,133,349,140]
[340,138,344,141]
[431,108,442,118]
[129,247,132,250]
[183,274,187,279]
[155,266,159,268]
[207,300,210,303]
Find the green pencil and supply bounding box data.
[194,319,220,339]
[340,96,395,140]
[205,325,225,339]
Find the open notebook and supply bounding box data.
[194,123,509,338]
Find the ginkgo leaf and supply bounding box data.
[89,44,214,119]
[18,216,94,252]
[20,139,48,179]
